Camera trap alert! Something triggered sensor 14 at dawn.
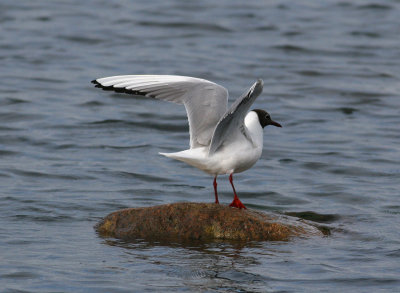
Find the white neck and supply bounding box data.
[244,111,264,148]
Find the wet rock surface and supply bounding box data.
[96,202,323,242]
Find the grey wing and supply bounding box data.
[92,75,228,148]
[208,79,263,155]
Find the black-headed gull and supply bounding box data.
[91,75,282,209]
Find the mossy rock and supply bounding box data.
[96,202,323,242]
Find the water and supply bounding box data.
[1,0,400,292]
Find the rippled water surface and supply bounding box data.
[1,0,400,292]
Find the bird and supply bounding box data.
[91,75,282,209]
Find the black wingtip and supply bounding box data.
[91,79,113,90]
[90,79,152,97]
[91,79,112,91]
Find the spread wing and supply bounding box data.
[92,75,228,148]
[208,79,263,155]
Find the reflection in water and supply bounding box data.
[104,238,286,292]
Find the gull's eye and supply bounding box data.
[265,115,270,120]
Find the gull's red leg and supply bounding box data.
[213,175,219,204]
[228,173,246,209]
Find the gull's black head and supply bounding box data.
[252,109,282,129]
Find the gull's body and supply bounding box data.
[161,111,263,176]
[92,75,281,209]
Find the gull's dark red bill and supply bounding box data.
[270,120,282,128]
